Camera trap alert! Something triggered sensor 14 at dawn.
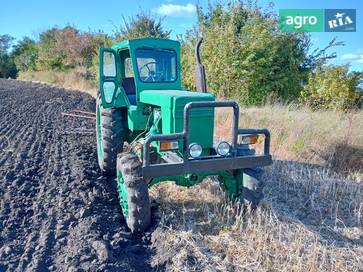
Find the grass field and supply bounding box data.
[149,106,363,271]
[18,69,97,97]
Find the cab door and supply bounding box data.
[99,48,120,108]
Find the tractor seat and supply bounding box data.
[121,77,137,105]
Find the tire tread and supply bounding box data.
[96,95,127,175]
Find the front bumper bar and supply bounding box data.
[142,101,272,179]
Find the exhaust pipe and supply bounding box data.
[195,38,207,93]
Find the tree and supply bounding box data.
[180,1,341,105]
[0,35,14,55]
[12,37,38,71]
[301,65,362,110]
[0,34,17,78]
[52,26,108,69]
[115,12,170,40]
[36,28,66,71]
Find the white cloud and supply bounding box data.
[153,3,196,17]
[342,53,360,60]
[341,53,363,63]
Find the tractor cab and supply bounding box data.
[99,38,183,109]
[99,38,215,145]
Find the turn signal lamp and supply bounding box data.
[240,134,264,145]
[159,141,179,151]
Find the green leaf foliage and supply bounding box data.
[36,28,66,71]
[180,1,339,106]
[301,65,362,110]
[12,37,38,71]
[115,12,171,40]
[0,35,17,78]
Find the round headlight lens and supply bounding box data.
[217,141,230,156]
[189,143,202,158]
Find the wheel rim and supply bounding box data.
[96,104,103,163]
[117,170,129,218]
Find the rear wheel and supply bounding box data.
[96,96,126,175]
[116,152,151,233]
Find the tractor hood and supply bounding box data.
[139,90,214,107]
[139,90,215,148]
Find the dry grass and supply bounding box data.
[149,106,363,271]
[17,68,97,97]
[214,106,363,180]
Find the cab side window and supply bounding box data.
[125,57,134,78]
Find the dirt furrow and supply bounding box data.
[0,79,155,272]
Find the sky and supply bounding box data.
[0,0,362,71]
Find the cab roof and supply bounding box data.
[112,37,180,52]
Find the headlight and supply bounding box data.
[189,143,202,158]
[216,141,230,156]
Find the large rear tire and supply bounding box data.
[96,96,127,175]
[116,152,151,233]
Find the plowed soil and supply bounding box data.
[0,79,153,271]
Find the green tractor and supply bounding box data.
[96,38,272,232]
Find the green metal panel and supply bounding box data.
[105,38,214,148]
[139,90,213,106]
[127,105,149,131]
[99,48,120,109]
[99,47,130,108]
[114,88,130,107]
[140,90,215,148]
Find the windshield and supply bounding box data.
[135,48,177,83]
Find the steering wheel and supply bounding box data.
[139,61,163,82]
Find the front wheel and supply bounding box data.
[116,152,151,233]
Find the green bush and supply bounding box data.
[301,65,362,110]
